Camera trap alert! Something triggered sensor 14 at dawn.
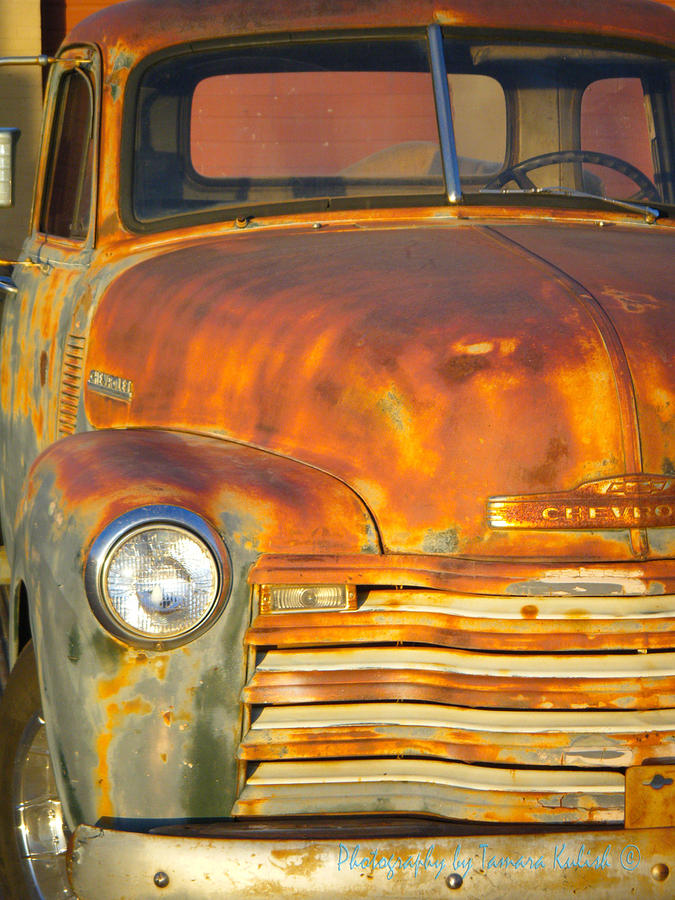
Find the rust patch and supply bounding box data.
[521,604,538,619]
[245,666,675,711]
[96,652,167,700]
[39,350,48,387]
[512,341,545,372]
[315,378,341,405]
[96,696,153,818]
[269,842,327,877]
[438,353,491,383]
[523,437,569,487]
[601,286,662,315]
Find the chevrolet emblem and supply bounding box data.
[488,474,675,530]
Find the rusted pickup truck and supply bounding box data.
[0,0,674,897]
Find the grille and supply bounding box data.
[236,586,675,826]
[58,334,86,436]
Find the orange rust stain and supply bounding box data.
[523,436,569,487]
[97,652,169,700]
[94,651,158,819]
[95,697,152,818]
[163,709,174,726]
[521,604,539,619]
[438,353,491,383]
[95,730,114,818]
[269,843,326,877]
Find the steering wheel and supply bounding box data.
[482,149,660,203]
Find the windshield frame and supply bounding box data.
[120,26,675,233]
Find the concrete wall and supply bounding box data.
[0,0,126,259]
[0,0,43,260]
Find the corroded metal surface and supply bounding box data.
[241,702,675,768]
[240,575,675,826]
[244,645,675,709]
[625,764,675,829]
[248,588,675,652]
[250,553,675,593]
[66,0,675,56]
[69,822,675,899]
[0,2,672,896]
[82,223,675,560]
[233,759,625,824]
[488,475,675,530]
[12,429,377,827]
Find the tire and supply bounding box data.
[0,584,9,694]
[0,642,74,899]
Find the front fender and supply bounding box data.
[14,428,379,828]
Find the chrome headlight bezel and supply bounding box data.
[84,505,230,649]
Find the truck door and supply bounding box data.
[0,48,98,555]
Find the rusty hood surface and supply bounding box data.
[84,220,674,560]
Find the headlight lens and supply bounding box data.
[103,526,219,638]
[85,506,227,647]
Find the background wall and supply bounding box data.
[0,0,124,259]
[0,0,42,260]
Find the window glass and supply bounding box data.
[191,70,438,178]
[581,78,654,200]
[40,69,93,239]
[448,74,506,183]
[130,35,675,227]
[133,38,442,222]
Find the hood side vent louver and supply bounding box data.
[58,334,87,437]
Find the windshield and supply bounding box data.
[129,32,675,227]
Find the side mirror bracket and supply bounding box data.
[0,277,18,295]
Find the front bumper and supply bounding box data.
[68,823,675,899]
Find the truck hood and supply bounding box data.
[84,221,675,559]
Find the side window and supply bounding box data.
[40,68,94,240]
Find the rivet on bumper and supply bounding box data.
[446,872,463,889]
[153,871,170,888]
[651,863,669,882]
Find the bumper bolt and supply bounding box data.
[153,871,170,888]
[652,863,669,882]
[446,872,463,889]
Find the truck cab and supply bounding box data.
[0,1,674,897]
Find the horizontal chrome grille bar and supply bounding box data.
[247,590,675,652]
[240,578,675,824]
[233,759,624,825]
[249,703,675,733]
[250,554,675,595]
[244,646,675,710]
[255,647,675,679]
[240,703,675,768]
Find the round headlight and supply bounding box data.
[86,507,228,647]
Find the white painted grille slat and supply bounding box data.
[257,646,675,679]
[234,759,624,824]
[250,702,675,734]
[362,590,675,620]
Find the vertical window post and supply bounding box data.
[428,24,462,203]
